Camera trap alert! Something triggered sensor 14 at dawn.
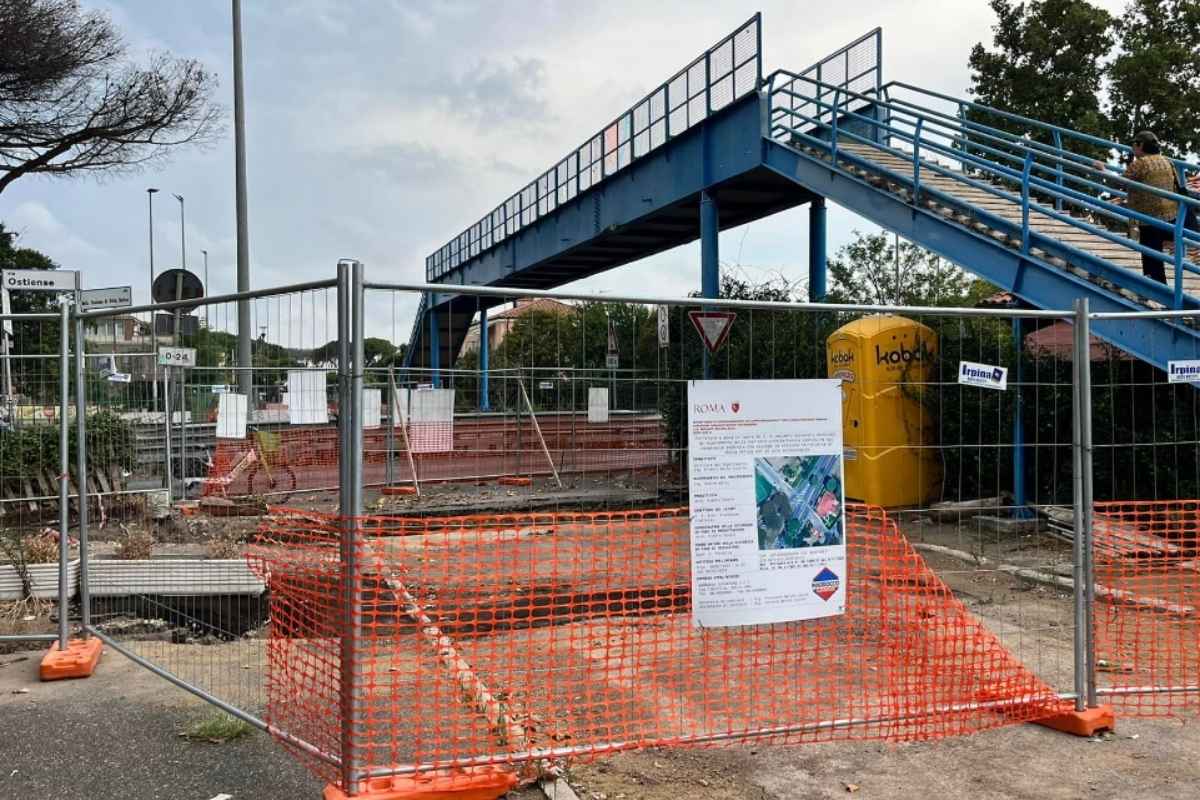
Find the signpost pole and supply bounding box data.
[163,365,174,501]
[73,273,91,637]
[1,287,12,402]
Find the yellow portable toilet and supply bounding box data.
[826,315,940,507]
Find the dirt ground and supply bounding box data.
[3,496,1198,799]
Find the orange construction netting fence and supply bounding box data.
[204,413,670,498]
[247,504,1065,789]
[1092,500,1200,717]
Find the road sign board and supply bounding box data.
[537,380,554,390]
[688,310,736,354]
[606,353,619,369]
[80,286,132,310]
[158,346,197,368]
[657,305,669,347]
[2,268,77,292]
[151,268,204,312]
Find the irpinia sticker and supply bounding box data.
[1168,360,1200,383]
[958,361,1007,390]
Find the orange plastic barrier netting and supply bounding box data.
[246,505,1063,787]
[1092,500,1200,717]
[204,414,669,497]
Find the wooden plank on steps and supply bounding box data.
[22,478,38,514]
[94,467,112,495]
[108,465,124,493]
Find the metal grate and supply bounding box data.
[425,14,762,282]
[769,28,882,138]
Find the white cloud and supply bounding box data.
[6,201,110,268]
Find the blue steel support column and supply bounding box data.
[428,296,441,388]
[1012,317,1029,518]
[700,189,719,379]
[479,306,491,411]
[809,198,827,301]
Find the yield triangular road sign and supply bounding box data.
[688,310,736,354]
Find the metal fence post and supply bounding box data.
[1077,298,1097,708]
[72,280,90,637]
[57,302,70,652]
[337,259,365,791]
[1070,297,1087,713]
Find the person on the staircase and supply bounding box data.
[1095,131,1176,284]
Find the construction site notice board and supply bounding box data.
[687,379,846,627]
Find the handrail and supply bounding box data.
[781,88,1200,245]
[769,72,1200,222]
[774,89,1200,257]
[780,100,1196,269]
[769,77,1200,306]
[776,87,1133,224]
[781,119,1194,306]
[885,80,1200,178]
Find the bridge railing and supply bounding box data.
[884,81,1200,190]
[771,28,883,143]
[766,72,1200,309]
[424,14,762,285]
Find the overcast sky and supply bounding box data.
[0,0,1127,340]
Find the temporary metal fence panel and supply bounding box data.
[73,279,339,730]
[248,279,1099,793]
[54,267,1200,795]
[1085,307,1200,717]
[0,309,73,652]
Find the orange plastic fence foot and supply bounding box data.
[381,485,418,496]
[497,476,532,487]
[323,767,518,800]
[39,638,103,681]
[1033,705,1115,737]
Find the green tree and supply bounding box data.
[311,337,404,368]
[0,223,63,401]
[967,0,1114,156]
[1108,0,1200,156]
[826,231,982,307]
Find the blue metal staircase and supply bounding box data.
[407,17,1200,372]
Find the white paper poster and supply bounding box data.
[362,389,382,429]
[287,370,329,425]
[216,392,248,440]
[409,388,454,452]
[687,379,846,628]
[392,388,408,427]
[587,387,610,423]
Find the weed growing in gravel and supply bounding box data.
[182,712,252,743]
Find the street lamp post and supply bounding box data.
[201,249,209,329]
[147,188,159,299]
[174,193,186,272]
[232,0,253,399]
[147,188,160,412]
